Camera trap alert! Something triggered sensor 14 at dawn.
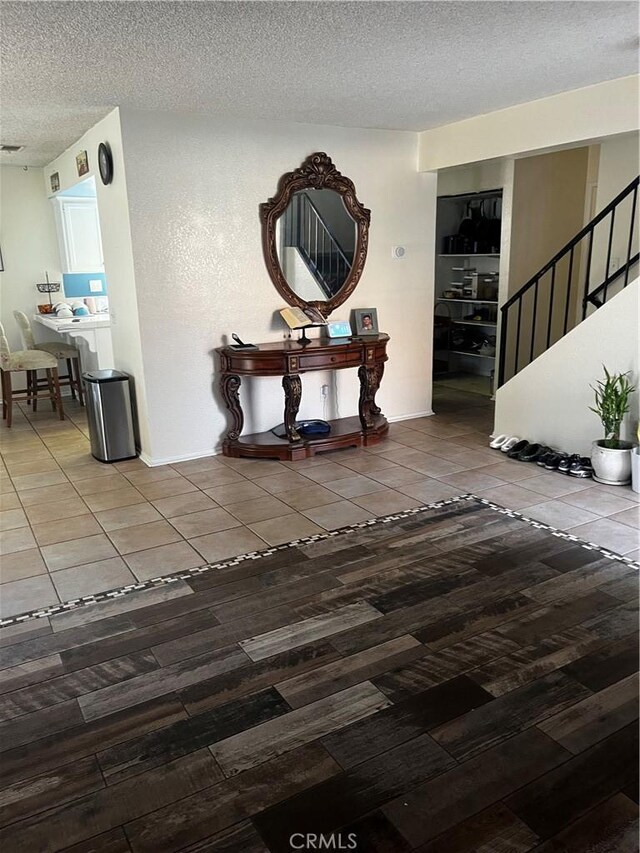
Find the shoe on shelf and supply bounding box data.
[558,454,581,475]
[489,434,510,449]
[506,439,530,459]
[568,457,593,478]
[543,452,568,470]
[501,436,522,454]
[517,443,545,462]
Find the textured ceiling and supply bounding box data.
[1,1,638,166]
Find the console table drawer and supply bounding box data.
[297,350,362,371]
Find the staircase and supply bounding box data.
[498,175,639,387]
[493,176,639,457]
[282,192,353,298]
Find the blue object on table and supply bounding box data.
[326,321,352,338]
[270,420,331,439]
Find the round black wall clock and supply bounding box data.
[97,142,113,185]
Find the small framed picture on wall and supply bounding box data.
[50,172,60,193]
[76,150,89,177]
[353,308,379,336]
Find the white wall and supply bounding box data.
[588,133,639,291]
[418,76,640,172]
[596,133,639,210]
[118,110,435,464]
[501,147,591,371]
[45,109,151,453]
[0,166,61,351]
[494,280,639,456]
[509,147,589,295]
[437,160,508,196]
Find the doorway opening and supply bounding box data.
[433,189,502,400]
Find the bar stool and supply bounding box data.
[0,323,64,428]
[13,311,84,407]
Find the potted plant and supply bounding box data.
[590,368,636,486]
[632,423,640,494]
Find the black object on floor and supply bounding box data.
[568,457,593,478]
[527,445,553,463]
[517,442,544,462]
[271,420,331,439]
[506,439,529,458]
[543,453,568,471]
[559,454,582,475]
[537,449,557,467]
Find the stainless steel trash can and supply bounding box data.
[83,370,136,463]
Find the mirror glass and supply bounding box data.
[275,188,357,303]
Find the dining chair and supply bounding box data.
[0,322,64,428]
[13,311,84,406]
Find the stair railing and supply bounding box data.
[497,175,639,387]
[287,192,352,298]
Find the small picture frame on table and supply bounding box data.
[353,308,379,336]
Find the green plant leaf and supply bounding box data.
[589,368,636,441]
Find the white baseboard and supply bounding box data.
[139,446,222,468]
[388,410,434,423]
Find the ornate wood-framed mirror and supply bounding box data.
[260,152,371,318]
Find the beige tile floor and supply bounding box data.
[0,387,638,618]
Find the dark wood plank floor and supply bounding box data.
[0,499,637,852]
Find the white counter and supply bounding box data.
[34,314,111,333]
[33,313,114,370]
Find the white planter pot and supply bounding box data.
[631,446,640,494]
[591,440,632,486]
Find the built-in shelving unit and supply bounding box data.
[433,189,503,392]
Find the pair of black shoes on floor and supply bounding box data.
[506,442,593,478]
[557,454,593,478]
[538,451,592,476]
[506,440,549,462]
[537,451,566,470]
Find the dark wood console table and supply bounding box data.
[217,335,389,460]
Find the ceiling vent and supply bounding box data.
[0,145,24,153]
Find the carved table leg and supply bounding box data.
[371,363,384,415]
[358,364,382,430]
[220,374,244,441]
[283,374,302,441]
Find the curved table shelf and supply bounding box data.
[216,335,389,461]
